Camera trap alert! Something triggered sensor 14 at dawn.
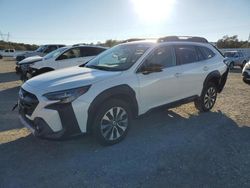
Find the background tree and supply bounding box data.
[216,35,250,48]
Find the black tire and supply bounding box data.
[93,99,132,145]
[229,62,234,70]
[243,77,250,84]
[194,82,217,112]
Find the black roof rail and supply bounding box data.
[72,43,88,47]
[157,36,208,43]
[121,38,146,43]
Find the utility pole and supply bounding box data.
[0,30,11,49]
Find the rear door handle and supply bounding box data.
[203,66,209,71]
[175,73,182,77]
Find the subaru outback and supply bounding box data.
[18,36,229,145]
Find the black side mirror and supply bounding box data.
[140,63,163,75]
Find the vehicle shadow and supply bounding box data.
[0,72,20,83]
[1,109,250,187]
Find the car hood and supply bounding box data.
[18,56,43,65]
[24,66,122,93]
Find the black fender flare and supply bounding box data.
[34,67,54,76]
[86,84,138,133]
[38,67,54,73]
[203,70,221,88]
[203,69,229,93]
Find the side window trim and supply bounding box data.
[136,44,176,73]
[174,44,201,65]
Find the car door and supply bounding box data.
[136,45,183,113]
[55,47,82,69]
[173,45,210,98]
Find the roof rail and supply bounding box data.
[72,43,88,47]
[121,38,146,43]
[157,36,208,43]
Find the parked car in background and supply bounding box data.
[18,36,229,145]
[224,51,248,69]
[242,60,250,84]
[0,54,2,59]
[15,44,65,73]
[24,45,107,80]
[18,47,68,81]
[1,49,15,57]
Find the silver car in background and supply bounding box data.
[224,51,248,69]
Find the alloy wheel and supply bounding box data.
[100,107,128,141]
[204,87,217,109]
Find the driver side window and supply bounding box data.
[141,46,176,70]
[57,48,81,60]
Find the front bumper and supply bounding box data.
[18,87,84,139]
[19,113,65,139]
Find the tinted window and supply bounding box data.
[81,47,105,57]
[143,46,175,69]
[199,46,215,59]
[44,45,58,53]
[58,47,81,60]
[175,45,199,65]
[195,47,206,61]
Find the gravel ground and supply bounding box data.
[0,59,249,188]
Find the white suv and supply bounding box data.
[18,36,229,145]
[24,45,106,80]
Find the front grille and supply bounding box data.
[19,88,39,116]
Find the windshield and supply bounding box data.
[85,43,150,71]
[43,47,68,60]
[35,45,47,53]
[224,52,236,57]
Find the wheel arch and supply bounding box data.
[38,67,54,73]
[203,70,221,92]
[86,84,139,133]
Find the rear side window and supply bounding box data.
[81,47,105,57]
[199,46,215,59]
[174,45,199,65]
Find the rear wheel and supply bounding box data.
[195,82,217,112]
[93,99,131,145]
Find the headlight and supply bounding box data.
[43,86,91,103]
[21,64,30,71]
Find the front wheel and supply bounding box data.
[195,82,217,112]
[93,99,131,145]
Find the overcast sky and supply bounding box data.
[0,0,249,45]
